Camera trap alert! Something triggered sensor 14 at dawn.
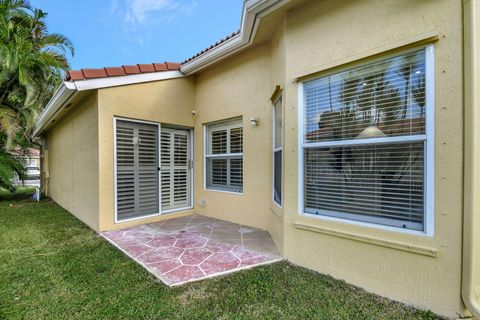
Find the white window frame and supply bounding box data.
[297,45,435,237]
[273,95,283,207]
[113,117,194,224]
[204,118,243,194]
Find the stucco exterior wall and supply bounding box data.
[97,77,196,231]
[267,17,287,253]
[44,92,100,230]
[281,0,464,317]
[194,43,276,236]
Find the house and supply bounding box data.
[32,0,480,318]
[11,147,40,187]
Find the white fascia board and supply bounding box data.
[32,70,184,137]
[32,81,77,138]
[180,0,289,75]
[73,70,184,91]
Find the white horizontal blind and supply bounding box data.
[116,120,159,220]
[302,48,429,231]
[205,118,243,192]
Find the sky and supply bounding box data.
[30,0,243,70]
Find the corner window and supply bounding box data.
[205,118,243,193]
[300,46,434,233]
[273,96,283,205]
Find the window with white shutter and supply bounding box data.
[299,46,434,233]
[205,118,243,193]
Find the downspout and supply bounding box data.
[463,0,480,318]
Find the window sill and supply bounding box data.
[293,221,439,258]
[204,188,243,195]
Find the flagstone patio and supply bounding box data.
[101,214,282,286]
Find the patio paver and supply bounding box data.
[101,214,282,286]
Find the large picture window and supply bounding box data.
[299,46,434,233]
[205,118,243,193]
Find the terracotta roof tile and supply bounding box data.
[66,70,85,81]
[105,67,126,77]
[123,65,141,74]
[82,68,108,79]
[65,62,181,81]
[166,62,181,70]
[154,63,168,71]
[138,64,156,73]
[181,30,240,65]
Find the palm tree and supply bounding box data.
[0,0,73,190]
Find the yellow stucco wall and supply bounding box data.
[279,0,464,317]
[267,17,287,253]
[45,92,100,230]
[193,43,276,236]
[97,77,196,231]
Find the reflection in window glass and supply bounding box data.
[304,50,426,143]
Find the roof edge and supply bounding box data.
[32,82,77,138]
[66,62,181,81]
[180,0,290,75]
[32,70,184,138]
[73,70,183,91]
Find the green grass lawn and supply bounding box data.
[0,197,442,320]
[0,186,36,200]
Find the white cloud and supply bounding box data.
[112,0,197,29]
[108,0,196,46]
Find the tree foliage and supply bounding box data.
[0,0,73,190]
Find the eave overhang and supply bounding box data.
[32,70,183,138]
[180,0,289,75]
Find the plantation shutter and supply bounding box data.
[160,128,190,211]
[205,119,243,193]
[229,127,243,187]
[116,120,159,220]
[116,124,135,218]
[160,131,172,210]
[302,48,428,231]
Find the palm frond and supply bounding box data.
[0,108,20,149]
[40,33,74,56]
